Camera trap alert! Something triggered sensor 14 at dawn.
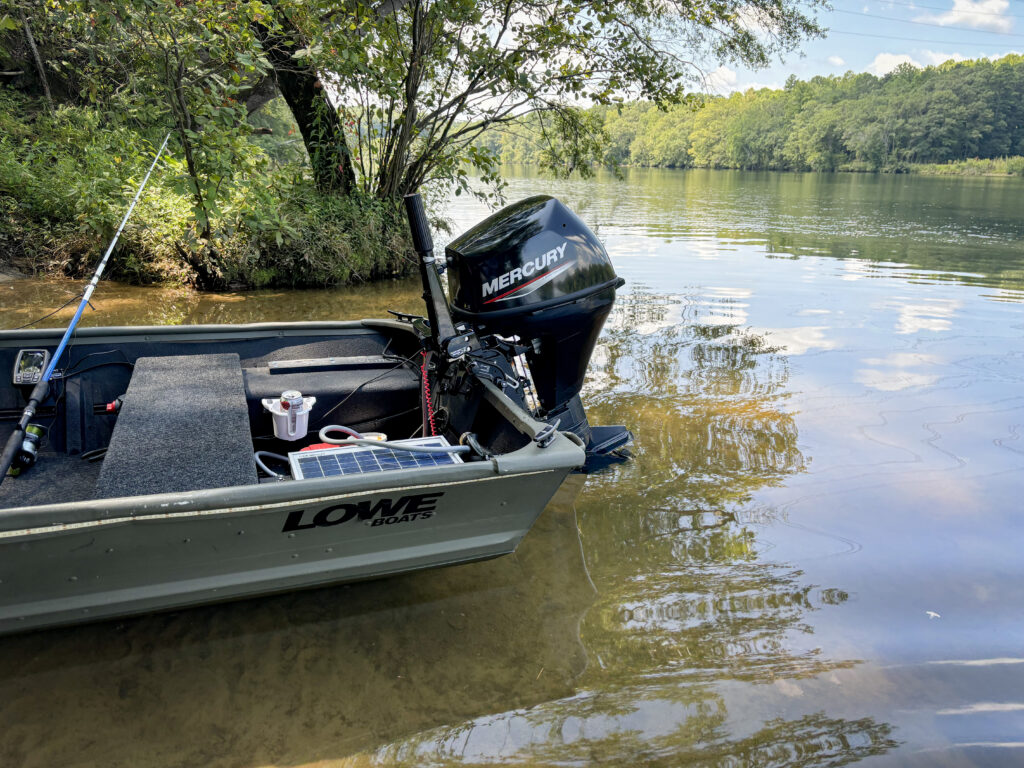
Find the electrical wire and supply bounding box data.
[868,0,1024,21]
[318,425,365,441]
[45,359,134,433]
[312,351,421,426]
[60,349,131,376]
[254,451,289,479]
[829,29,1022,46]
[830,7,1024,37]
[56,360,134,380]
[250,406,422,442]
[421,350,437,436]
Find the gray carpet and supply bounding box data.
[0,453,102,509]
[95,353,258,499]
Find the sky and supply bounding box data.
[711,0,1024,92]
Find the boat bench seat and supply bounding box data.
[95,353,258,499]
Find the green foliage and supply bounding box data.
[482,54,1024,175]
[0,90,412,288]
[289,0,823,202]
[56,0,276,237]
[247,97,309,168]
[912,156,1024,177]
[2,0,826,287]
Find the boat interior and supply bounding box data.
[0,322,529,511]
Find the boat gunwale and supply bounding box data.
[0,318,408,345]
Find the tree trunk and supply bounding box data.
[254,13,356,194]
[19,8,53,113]
[243,75,278,116]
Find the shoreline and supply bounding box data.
[493,161,1024,178]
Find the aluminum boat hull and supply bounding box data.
[0,321,585,634]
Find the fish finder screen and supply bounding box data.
[13,349,48,385]
[19,352,44,374]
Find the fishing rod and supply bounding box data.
[0,133,171,487]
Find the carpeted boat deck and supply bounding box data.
[95,353,258,499]
[0,454,102,509]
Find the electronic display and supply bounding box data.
[13,349,49,386]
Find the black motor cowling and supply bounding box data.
[446,196,630,456]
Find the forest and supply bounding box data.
[480,55,1024,174]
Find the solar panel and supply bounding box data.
[288,437,463,480]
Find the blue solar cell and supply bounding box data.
[288,438,461,480]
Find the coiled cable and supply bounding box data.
[318,426,471,454]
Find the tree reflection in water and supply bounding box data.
[0,284,899,767]
[364,286,897,765]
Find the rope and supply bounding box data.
[421,350,437,436]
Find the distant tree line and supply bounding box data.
[479,55,1024,173]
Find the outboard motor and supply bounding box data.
[446,195,631,457]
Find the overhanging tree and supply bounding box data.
[284,0,825,201]
[253,6,357,194]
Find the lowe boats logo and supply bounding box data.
[481,241,570,304]
[281,492,443,532]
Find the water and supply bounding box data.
[2,168,1024,766]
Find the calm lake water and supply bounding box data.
[2,168,1024,766]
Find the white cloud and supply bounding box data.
[864,48,1014,78]
[856,354,942,391]
[916,0,1013,33]
[861,353,941,368]
[828,55,846,67]
[754,326,840,355]
[708,65,738,91]
[856,369,939,391]
[986,49,1024,60]
[921,49,967,65]
[885,298,961,334]
[868,52,922,75]
[737,80,783,92]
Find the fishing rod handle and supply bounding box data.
[403,193,434,258]
[0,434,21,486]
[0,379,46,487]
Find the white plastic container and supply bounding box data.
[262,390,316,441]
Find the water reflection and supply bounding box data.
[0,278,425,330]
[349,285,895,765]
[0,480,595,767]
[367,699,897,766]
[462,168,1024,297]
[582,288,833,683]
[12,166,1021,763]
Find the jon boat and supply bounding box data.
[0,194,630,634]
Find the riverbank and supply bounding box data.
[783,157,1024,176]
[600,158,1024,177]
[0,91,412,290]
[903,156,1024,176]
